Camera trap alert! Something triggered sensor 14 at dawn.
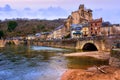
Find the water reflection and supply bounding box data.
[66,56,108,69]
[0,45,69,80]
[0,45,108,80]
[31,46,68,51]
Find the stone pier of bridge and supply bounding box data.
[0,40,6,47]
[0,39,20,47]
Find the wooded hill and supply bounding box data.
[0,18,65,38]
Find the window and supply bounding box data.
[91,28,93,30]
[95,31,97,34]
[91,24,92,26]
[95,23,97,26]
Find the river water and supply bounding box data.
[0,45,108,80]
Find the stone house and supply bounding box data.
[101,23,120,36]
[26,35,36,40]
[71,24,83,38]
[47,25,66,40]
[47,32,54,40]
[81,23,89,37]
[101,26,113,36]
[89,18,102,36]
[101,22,113,36]
[40,32,50,40]
[112,24,120,35]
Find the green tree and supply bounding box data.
[37,25,45,30]
[0,30,4,39]
[7,21,18,32]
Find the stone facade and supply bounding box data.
[101,25,120,36]
[71,24,83,38]
[65,16,72,31]
[112,25,120,35]
[65,4,93,32]
[101,26,113,36]
[89,18,102,36]
[47,32,54,40]
[81,26,89,37]
[71,5,92,24]
[40,32,49,40]
[47,25,66,39]
[26,35,36,40]
[53,28,63,39]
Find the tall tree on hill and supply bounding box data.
[7,21,18,32]
[0,30,4,39]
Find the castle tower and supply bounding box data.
[65,4,93,32]
[88,9,93,20]
[79,4,84,10]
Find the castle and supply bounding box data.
[46,4,93,39]
[65,4,92,31]
[45,4,120,40]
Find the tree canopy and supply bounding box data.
[37,25,45,30]
[7,21,18,32]
[0,30,4,39]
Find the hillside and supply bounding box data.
[0,18,65,37]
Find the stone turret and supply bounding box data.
[79,4,84,10]
[87,9,93,20]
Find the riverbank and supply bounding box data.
[61,66,120,80]
[64,51,110,60]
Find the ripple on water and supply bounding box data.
[0,70,13,80]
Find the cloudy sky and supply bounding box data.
[0,0,119,24]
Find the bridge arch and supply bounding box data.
[5,40,20,45]
[81,42,99,51]
[5,40,15,45]
[0,40,20,47]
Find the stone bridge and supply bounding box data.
[76,39,107,51]
[0,39,20,47]
[32,36,120,51]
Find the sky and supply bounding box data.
[0,0,119,24]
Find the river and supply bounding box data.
[0,45,108,80]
